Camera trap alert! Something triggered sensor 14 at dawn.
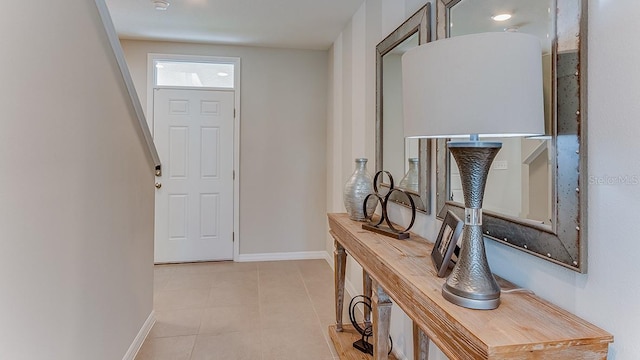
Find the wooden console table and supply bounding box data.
[328,213,613,359]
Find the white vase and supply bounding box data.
[399,158,419,192]
[343,158,377,221]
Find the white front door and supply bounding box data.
[154,88,234,263]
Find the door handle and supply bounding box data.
[155,183,162,189]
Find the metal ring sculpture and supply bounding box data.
[362,171,416,238]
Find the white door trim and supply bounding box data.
[147,53,241,261]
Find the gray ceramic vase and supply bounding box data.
[343,158,376,221]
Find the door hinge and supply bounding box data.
[233,170,235,180]
[234,108,236,118]
[232,232,235,242]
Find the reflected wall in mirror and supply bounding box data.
[376,4,431,213]
[447,0,554,226]
[448,137,553,226]
[436,0,588,272]
[382,32,419,187]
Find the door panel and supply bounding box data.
[154,89,234,262]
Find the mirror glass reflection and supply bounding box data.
[382,32,420,193]
[447,0,554,226]
[436,0,586,271]
[377,4,430,214]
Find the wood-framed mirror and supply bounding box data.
[376,4,432,214]
[435,0,588,272]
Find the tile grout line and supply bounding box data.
[298,263,339,358]
[256,263,266,360]
[187,264,204,360]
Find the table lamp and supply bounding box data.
[402,32,544,309]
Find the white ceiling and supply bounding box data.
[105,0,365,50]
[450,0,553,53]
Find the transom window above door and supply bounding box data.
[154,60,235,88]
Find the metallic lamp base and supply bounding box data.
[442,284,500,310]
[443,141,503,311]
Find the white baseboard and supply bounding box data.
[237,251,328,262]
[122,311,155,360]
[344,278,359,300]
[392,348,410,360]
[324,251,333,267]
[323,253,359,300]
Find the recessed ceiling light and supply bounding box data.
[153,0,170,11]
[491,13,512,22]
[217,72,229,77]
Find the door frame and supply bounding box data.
[147,53,241,261]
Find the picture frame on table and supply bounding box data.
[432,210,463,277]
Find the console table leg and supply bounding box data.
[334,239,346,332]
[372,281,392,360]
[413,323,430,360]
[363,270,372,328]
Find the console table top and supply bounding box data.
[328,213,613,359]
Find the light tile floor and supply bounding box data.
[136,259,351,360]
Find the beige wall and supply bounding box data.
[0,1,155,359]
[121,40,328,255]
[330,0,640,359]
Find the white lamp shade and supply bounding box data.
[402,32,544,138]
